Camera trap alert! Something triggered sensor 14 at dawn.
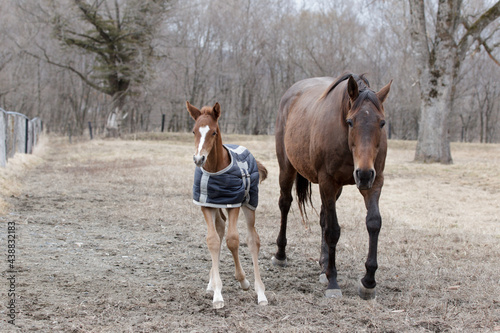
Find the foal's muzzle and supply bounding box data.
[193,155,206,167]
[354,168,376,190]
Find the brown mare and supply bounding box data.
[272,73,392,299]
[186,101,268,309]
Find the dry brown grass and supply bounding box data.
[1,134,499,332]
[0,136,47,215]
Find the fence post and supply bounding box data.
[0,110,6,167]
[25,117,29,154]
[68,123,72,144]
[88,121,93,140]
[161,114,166,132]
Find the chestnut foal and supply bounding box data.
[186,101,268,309]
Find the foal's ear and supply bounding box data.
[347,75,359,102]
[377,80,393,104]
[212,102,221,120]
[186,101,201,120]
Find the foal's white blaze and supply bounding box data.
[196,125,210,158]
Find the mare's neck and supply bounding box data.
[203,129,230,173]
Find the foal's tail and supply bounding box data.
[256,160,268,183]
[296,173,314,227]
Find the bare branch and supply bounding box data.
[480,38,500,66]
[458,1,500,61]
[23,46,110,95]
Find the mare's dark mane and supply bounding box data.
[352,89,381,111]
[321,73,380,112]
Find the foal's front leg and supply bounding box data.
[201,207,224,308]
[206,209,225,293]
[226,208,251,291]
[242,206,268,305]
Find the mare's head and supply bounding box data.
[186,101,221,168]
[344,75,392,190]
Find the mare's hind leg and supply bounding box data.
[202,207,224,308]
[226,208,251,291]
[207,209,226,292]
[243,206,268,305]
[272,163,296,266]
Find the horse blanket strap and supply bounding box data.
[193,144,259,210]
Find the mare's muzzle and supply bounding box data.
[354,168,376,190]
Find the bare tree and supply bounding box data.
[32,0,172,135]
[409,0,500,163]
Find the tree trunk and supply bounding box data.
[410,0,458,164]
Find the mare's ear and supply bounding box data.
[212,102,221,120]
[186,101,201,120]
[347,75,359,102]
[377,80,392,104]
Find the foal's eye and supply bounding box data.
[346,119,353,128]
[212,131,217,136]
[380,120,386,128]
[192,131,195,135]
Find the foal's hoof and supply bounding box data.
[319,273,328,285]
[325,289,342,298]
[240,279,250,291]
[271,256,287,267]
[258,300,268,306]
[358,281,376,300]
[213,301,224,309]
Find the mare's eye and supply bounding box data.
[212,131,217,136]
[380,120,386,128]
[346,119,353,128]
[192,131,195,135]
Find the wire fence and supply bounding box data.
[0,107,43,167]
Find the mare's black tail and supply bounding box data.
[295,173,313,227]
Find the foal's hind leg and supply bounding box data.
[202,207,224,308]
[243,206,268,305]
[226,208,251,291]
[207,209,226,293]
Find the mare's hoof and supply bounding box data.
[358,281,376,300]
[325,289,342,298]
[319,273,328,285]
[271,256,287,267]
[213,301,224,309]
[258,300,268,306]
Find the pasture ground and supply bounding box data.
[1,134,499,332]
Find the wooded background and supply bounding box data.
[0,0,499,147]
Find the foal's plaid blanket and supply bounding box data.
[193,144,260,210]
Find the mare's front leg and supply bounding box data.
[201,207,224,308]
[358,184,383,300]
[272,166,296,267]
[319,188,343,284]
[319,177,342,298]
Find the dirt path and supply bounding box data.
[1,135,499,332]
